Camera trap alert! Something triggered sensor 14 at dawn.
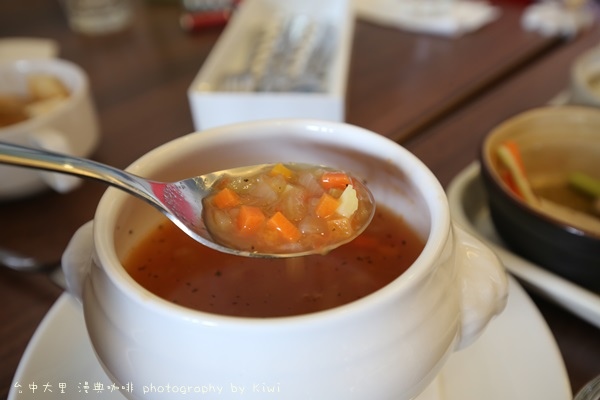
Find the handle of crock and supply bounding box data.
[61,220,94,302]
[453,223,508,350]
[29,128,83,193]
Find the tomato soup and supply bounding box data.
[123,204,425,318]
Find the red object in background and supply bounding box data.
[180,8,233,31]
[491,0,534,4]
[180,0,241,32]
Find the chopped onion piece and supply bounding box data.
[336,185,359,218]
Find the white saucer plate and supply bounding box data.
[9,279,570,398]
[447,162,600,329]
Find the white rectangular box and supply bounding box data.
[187,0,353,131]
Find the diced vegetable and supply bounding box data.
[321,172,352,189]
[210,208,234,232]
[212,187,241,209]
[267,211,302,242]
[496,141,538,206]
[297,170,324,197]
[269,163,294,179]
[326,217,353,239]
[315,193,340,218]
[336,185,359,218]
[203,163,374,254]
[279,186,306,221]
[248,177,278,206]
[237,205,265,233]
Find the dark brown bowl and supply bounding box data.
[480,106,600,293]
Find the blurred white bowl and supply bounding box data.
[570,46,600,107]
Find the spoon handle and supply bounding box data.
[0,141,157,204]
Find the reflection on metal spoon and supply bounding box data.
[0,247,65,287]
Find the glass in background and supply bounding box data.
[60,0,133,35]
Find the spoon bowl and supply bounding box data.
[0,142,374,258]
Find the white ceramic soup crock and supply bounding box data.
[62,119,507,400]
[0,58,99,200]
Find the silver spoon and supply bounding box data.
[0,142,374,258]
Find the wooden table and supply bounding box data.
[346,1,562,142]
[0,0,598,398]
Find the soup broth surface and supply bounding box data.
[123,204,425,317]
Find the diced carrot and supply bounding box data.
[237,205,265,233]
[267,211,302,241]
[321,172,352,189]
[269,163,294,180]
[212,187,241,209]
[315,193,340,218]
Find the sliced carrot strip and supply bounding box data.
[267,211,301,242]
[237,205,265,233]
[503,141,526,173]
[499,170,523,200]
[321,172,352,189]
[315,193,340,218]
[212,187,241,209]
[496,141,537,206]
